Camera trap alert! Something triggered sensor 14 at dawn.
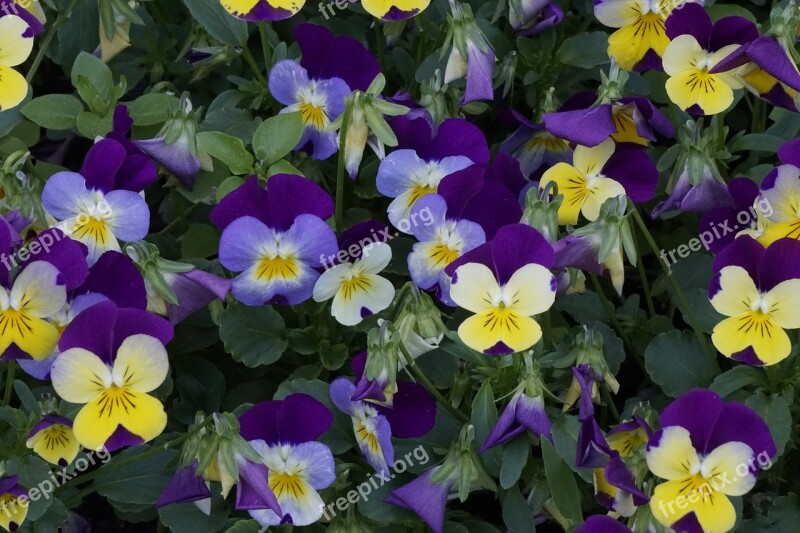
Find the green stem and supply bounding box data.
[590,274,647,374]
[635,241,656,317]
[57,417,213,495]
[26,0,81,83]
[258,22,272,69]
[240,46,268,86]
[601,385,620,420]
[399,344,469,424]
[751,97,767,134]
[3,361,15,406]
[334,101,354,231]
[629,205,716,360]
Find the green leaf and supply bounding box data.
[70,52,114,106]
[500,437,529,489]
[745,392,791,457]
[710,366,767,398]
[541,439,583,528]
[729,133,784,153]
[319,340,349,371]
[219,303,288,367]
[180,223,220,259]
[252,112,304,165]
[76,111,113,138]
[127,93,179,126]
[471,380,501,476]
[158,493,230,532]
[644,330,719,398]
[198,131,254,175]
[501,485,536,533]
[21,95,83,130]
[556,32,610,69]
[215,176,245,202]
[94,446,177,504]
[181,0,248,46]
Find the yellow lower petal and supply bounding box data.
[540,163,588,225]
[758,219,800,246]
[0,494,28,532]
[361,0,431,19]
[0,64,29,112]
[711,312,792,365]
[612,107,649,145]
[458,307,541,354]
[0,309,60,360]
[651,477,736,533]
[73,387,166,451]
[607,13,669,71]
[666,70,734,115]
[26,424,81,466]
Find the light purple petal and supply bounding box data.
[104,190,150,242]
[41,172,91,220]
[268,60,310,106]
[462,42,495,104]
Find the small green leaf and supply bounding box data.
[472,380,501,476]
[181,0,248,46]
[252,112,304,165]
[219,303,288,367]
[541,439,583,528]
[21,95,83,130]
[502,485,536,533]
[127,93,179,126]
[198,131,254,175]
[180,223,220,259]
[644,330,719,397]
[500,437,529,489]
[556,32,610,69]
[76,111,113,138]
[71,52,114,106]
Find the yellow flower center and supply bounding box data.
[409,184,437,204]
[299,101,327,129]
[0,308,34,337]
[340,273,372,301]
[95,385,137,418]
[71,216,111,245]
[526,132,570,153]
[269,471,307,499]
[428,243,460,267]
[355,421,381,455]
[256,254,299,282]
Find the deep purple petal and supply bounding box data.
[655,389,723,454]
[155,460,211,508]
[104,425,145,452]
[391,116,490,164]
[746,36,800,92]
[778,139,800,167]
[576,417,612,468]
[112,308,174,355]
[711,235,764,277]
[462,43,495,104]
[543,104,615,147]
[459,180,524,240]
[575,515,633,533]
[757,238,800,291]
[665,3,711,45]
[239,394,333,446]
[378,382,436,439]
[480,392,525,453]
[605,455,648,505]
[58,300,117,363]
[80,139,126,193]
[602,146,658,202]
[20,229,89,290]
[385,470,450,533]
[709,17,758,50]
[236,458,282,514]
[73,251,147,309]
[135,137,200,188]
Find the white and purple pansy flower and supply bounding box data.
[212,174,338,307]
[313,221,395,326]
[377,116,490,231]
[445,224,557,355]
[41,171,150,264]
[708,236,800,366]
[647,389,776,533]
[330,352,436,476]
[238,394,336,527]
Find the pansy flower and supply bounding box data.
[445,224,556,355]
[238,394,335,527]
[751,144,800,246]
[0,475,27,532]
[0,0,44,33]
[330,352,436,475]
[575,515,633,533]
[212,174,337,306]
[539,138,658,225]
[385,469,454,533]
[221,0,304,21]
[662,4,757,115]
[25,415,81,467]
[543,92,674,148]
[377,116,489,231]
[361,0,431,20]
[501,110,572,178]
[42,171,150,264]
[651,164,734,219]
[0,15,33,112]
[51,300,173,451]
[312,221,395,326]
[406,193,486,306]
[647,389,776,533]
[593,0,688,71]
[480,390,551,453]
[709,236,800,366]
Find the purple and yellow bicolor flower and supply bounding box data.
[212,174,337,307]
[361,0,431,20]
[709,236,800,366]
[312,221,395,326]
[593,0,692,71]
[543,91,674,148]
[647,389,776,533]
[238,394,335,527]
[0,475,27,532]
[50,300,173,451]
[577,417,651,517]
[221,0,304,21]
[407,193,485,306]
[662,4,757,115]
[0,14,34,112]
[26,415,81,467]
[501,110,572,178]
[377,116,489,231]
[539,139,658,225]
[268,24,380,159]
[446,224,556,355]
[750,143,800,246]
[331,352,435,476]
[42,171,150,264]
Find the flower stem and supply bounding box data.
[589,274,647,374]
[25,0,81,83]
[398,343,469,424]
[628,205,716,360]
[635,241,657,317]
[334,100,354,231]
[240,46,268,86]
[2,361,15,406]
[258,22,272,69]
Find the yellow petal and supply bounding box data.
[0,64,29,113]
[540,163,588,225]
[10,261,67,318]
[582,177,626,221]
[0,494,28,532]
[762,279,800,329]
[458,308,542,354]
[450,263,501,313]
[573,138,615,176]
[607,13,669,71]
[711,312,791,365]
[646,426,699,480]
[361,0,431,20]
[651,477,736,533]
[502,263,556,316]
[709,266,760,317]
[51,348,112,404]
[666,69,734,115]
[26,423,81,466]
[0,310,60,360]
[700,442,756,497]
[0,15,34,67]
[111,334,169,393]
[662,35,705,76]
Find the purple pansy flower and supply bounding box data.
[212,174,337,307]
[330,353,436,476]
[41,171,150,264]
[238,394,336,527]
[698,178,761,253]
[651,165,735,219]
[510,0,564,36]
[647,389,776,533]
[480,390,552,453]
[501,110,572,178]
[575,515,633,533]
[385,469,453,533]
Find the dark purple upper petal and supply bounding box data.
[709,16,758,51]
[757,238,800,291]
[0,475,20,497]
[294,23,380,92]
[337,220,391,264]
[619,97,675,139]
[778,139,800,167]
[711,235,764,277]
[575,515,633,533]
[605,455,649,505]
[602,146,658,202]
[458,180,524,240]
[239,394,333,446]
[391,116,490,165]
[543,104,616,147]
[73,251,147,309]
[378,381,436,438]
[665,3,712,45]
[746,36,800,92]
[155,460,211,508]
[81,139,127,193]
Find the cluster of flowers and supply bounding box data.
[0,0,796,531]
